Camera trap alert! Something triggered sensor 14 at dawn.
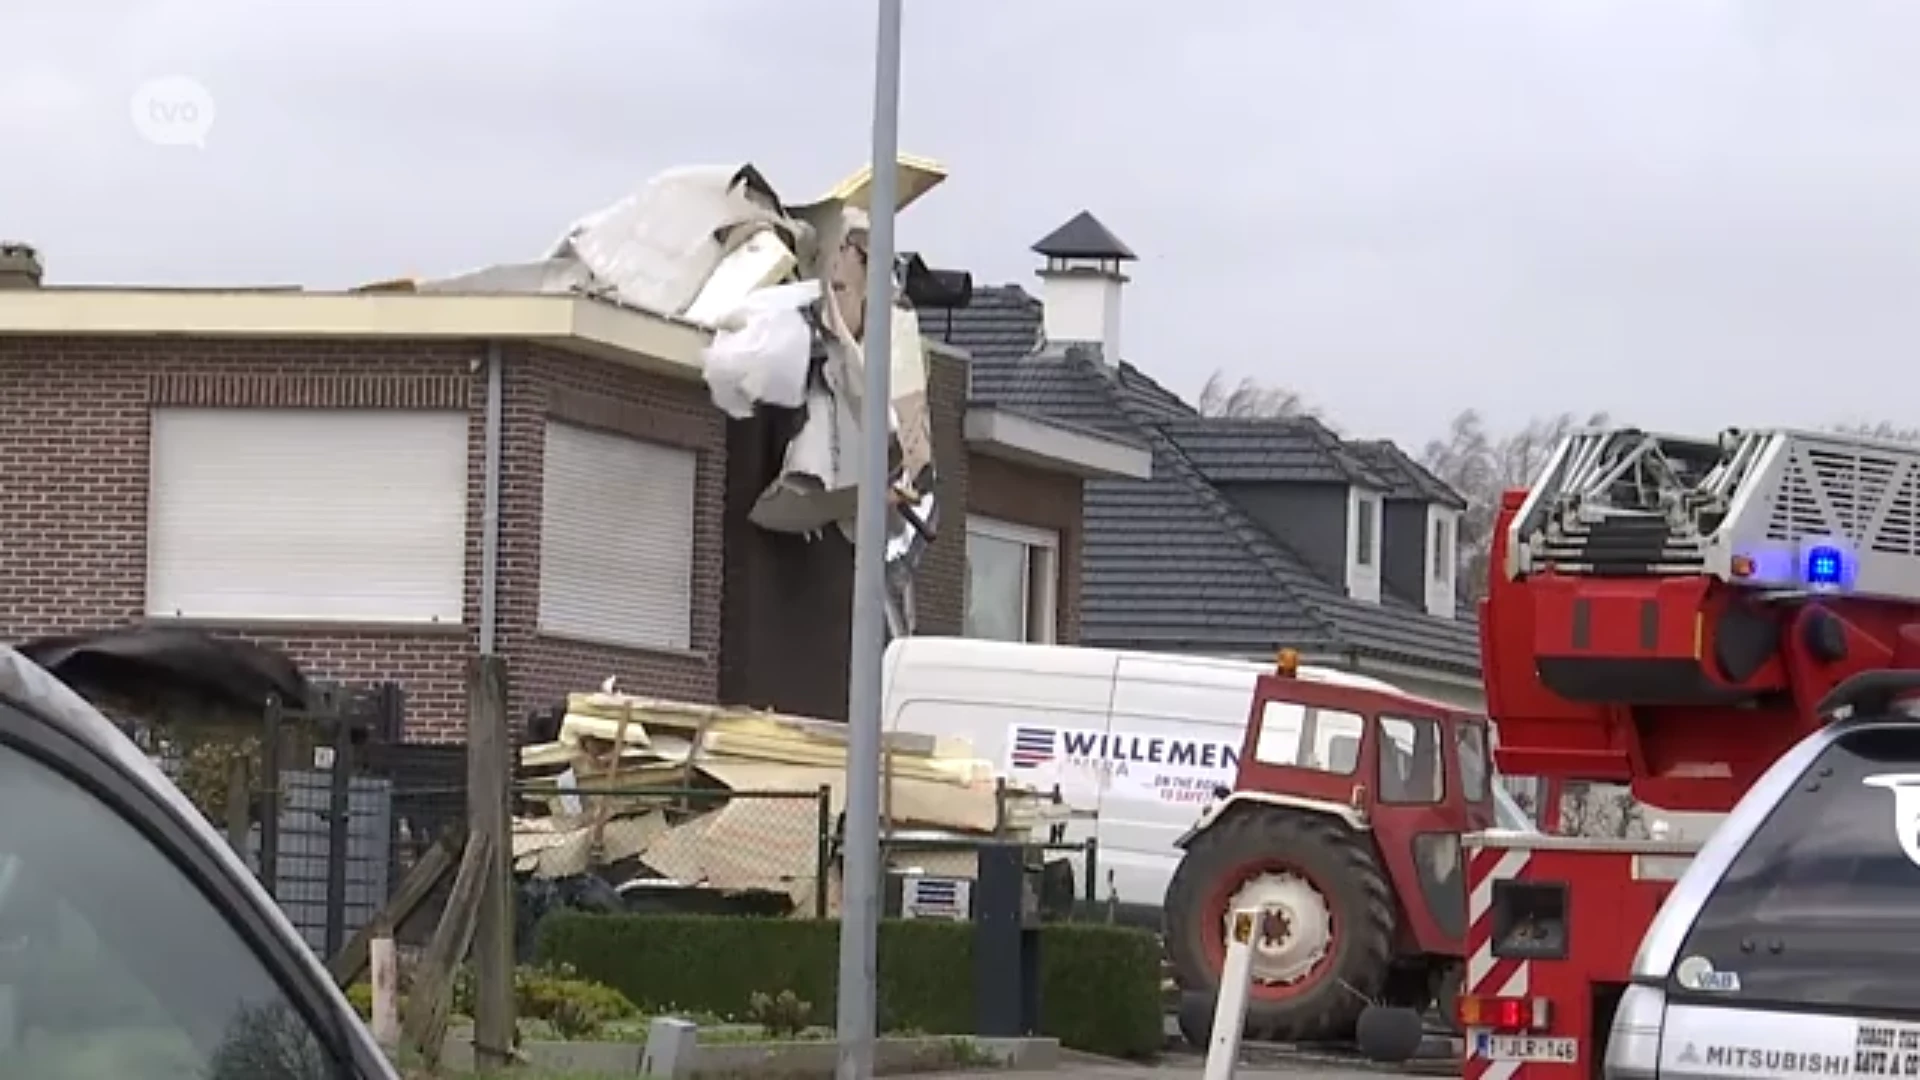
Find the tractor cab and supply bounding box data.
[1165,650,1497,1045]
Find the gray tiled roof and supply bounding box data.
[1159,417,1391,488]
[1348,440,1469,509]
[921,286,1042,364]
[924,284,1480,675]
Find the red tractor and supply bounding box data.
[1163,651,1516,1044]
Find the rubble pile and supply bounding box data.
[512,688,1070,917]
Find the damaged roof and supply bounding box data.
[930,285,1480,676]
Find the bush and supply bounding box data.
[534,915,1164,1059]
[344,961,638,1040]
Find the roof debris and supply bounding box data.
[417,155,956,637]
[514,689,1074,916]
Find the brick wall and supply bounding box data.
[0,337,724,742]
[507,346,726,727]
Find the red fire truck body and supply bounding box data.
[1457,427,1920,1078]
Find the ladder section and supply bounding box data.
[1506,428,1731,577]
[1508,426,1920,600]
[1721,430,1920,600]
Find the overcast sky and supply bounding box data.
[3,0,1917,447]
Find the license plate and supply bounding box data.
[1476,1033,1579,1063]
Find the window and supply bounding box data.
[1379,716,1444,804]
[964,517,1058,644]
[0,737,337,1078]
[1252,701,1364,775]
[1455,721,1490,802]
[1354,497,1378,568]
[147,408,468,623]
[539,421,697,652]
[1431,514,1453,584]
[1674,727,1920,1012]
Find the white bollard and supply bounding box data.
[370,932,400,1051]
[1202,906,1270,1080]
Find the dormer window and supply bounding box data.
[1355,498,1378,568]
[1425,506,1462,619]
[1347,488,1383,602]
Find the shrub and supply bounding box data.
[534,915,1163,1058]
[747,989,813,1038]
[345,961,638,1041]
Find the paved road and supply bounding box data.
[945,1044,1458,1080]
[944,1064,1431,1080]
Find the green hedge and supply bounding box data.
[534,914,1163,1059]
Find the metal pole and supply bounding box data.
[838,0,903,1077]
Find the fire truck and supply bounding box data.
[1457,425,1920,1078]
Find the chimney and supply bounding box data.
[0,242,43,289]
[1032,211,1134,364]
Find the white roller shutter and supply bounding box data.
[538,420,696,651]
[147,408,469,623]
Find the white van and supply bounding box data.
[879,637,1435,925]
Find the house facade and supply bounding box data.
[925,213,1484,708]
[0,272,1142,738]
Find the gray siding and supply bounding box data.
[1215,482,1351,585]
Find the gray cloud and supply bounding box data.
[5,0,1920,444]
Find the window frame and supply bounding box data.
[1455,720,1490,803]
[1377,714,1446,805]
[963,516,1060,645]
[145,406,469,626]
[1431,513,1453,584]
[0,692,380,1076]
[1252,700,1365,776]
[1354,495,1379,569]
[537,420,698,652]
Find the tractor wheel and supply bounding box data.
[1164,809,1395,1044]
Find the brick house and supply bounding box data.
[0,272,1147,739]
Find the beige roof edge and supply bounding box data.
[0,289,714,381]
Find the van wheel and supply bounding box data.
[1164,809,1395,1043]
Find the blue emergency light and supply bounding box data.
[1806,545,1845,587]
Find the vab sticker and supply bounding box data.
[1676,955,1741,993]
[1864,774,1920,869]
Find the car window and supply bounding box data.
[1456,721,1490,802]
[0,736,342,1079]
[1673,726,1920,1012]
[1378,716,1444,804]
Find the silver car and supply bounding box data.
[1607,676,1920,1080]
[0,642,396,1078]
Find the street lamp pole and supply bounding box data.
[837,1,903,1078]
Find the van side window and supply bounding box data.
[1379,716,1444,804]
[1253,701,1363,775]
[1674,727,1920,1012]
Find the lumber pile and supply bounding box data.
[512,690,1069,915]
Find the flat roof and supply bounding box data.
[0,287,713,381]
